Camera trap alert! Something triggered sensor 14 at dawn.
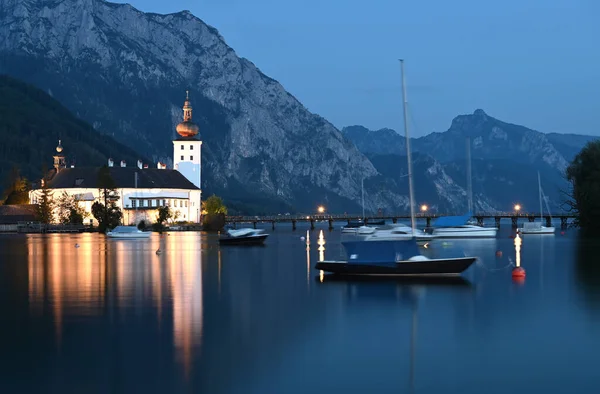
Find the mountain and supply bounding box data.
[0,0,413,214]
[343,110,599,213]
[0,74,144,196]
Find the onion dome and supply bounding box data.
[56,139,63,153]
[176,91,199,137]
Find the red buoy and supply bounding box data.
[512,266,526,278]
[496,250,503,257]
[560,231,565,236]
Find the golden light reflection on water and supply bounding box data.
[514,234,522,267]
[26,232,204,379]
[317,230,326,262]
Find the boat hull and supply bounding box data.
[315,257,476,277]
[517,226,555,235]
[106,233,151,239]
[219,234,268,245]
[432,228,497,238]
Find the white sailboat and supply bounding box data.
[517,172,555,235]
[432,138,497,238]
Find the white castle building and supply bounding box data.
[29,93,203,225]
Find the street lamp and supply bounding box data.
[514,204,521,212]
[420,204,428,212]
[317,205,326,214]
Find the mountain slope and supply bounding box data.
[0,74,145,195]
[0,0,402,213]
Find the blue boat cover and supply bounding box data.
[432,212,472,227]
[342,239,421,267]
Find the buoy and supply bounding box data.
[300,236,305,242]
[75,243,80,248]
[496,250,502,257]
[512,266,526,278]
[560,231,565,236]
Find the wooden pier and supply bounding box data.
[225,213,576,230]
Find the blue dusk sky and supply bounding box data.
[122,0,599,137]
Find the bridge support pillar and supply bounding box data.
[495,217,501,228]
[272,221,275,230]
[546,216,552,227]
[347,219,351,225]
[426,217,431,227]
[476,216,484,226]
[253,221,257,229]
[511,217,518,228]
[561,217,568,229]
[310,219,315,230]
[392,217,397,224]
[528,216,535,222]
[292,220,297,231]
[233,222,237,229]
[328,219,334,231]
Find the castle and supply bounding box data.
[29,93,203,225]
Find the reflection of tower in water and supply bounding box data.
[168,233,204,379]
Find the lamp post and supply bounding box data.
[317,205,326,214]
[514,204,521,213]
[420,204,428,213]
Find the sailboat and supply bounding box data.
[517,172,555,235]
[431,138,498,238]
[315,60,477,277]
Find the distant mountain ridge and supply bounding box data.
[343,109,598,213]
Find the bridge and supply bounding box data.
[225,212,576,230]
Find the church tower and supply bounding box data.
[53,139,66,172]
[173,91,202,221]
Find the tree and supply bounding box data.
[3,166,30,205]
[36,177,54,224]
[565,140,600,235]
[92,166,123,232]
[153,205,172,231]
[203,195,227,215]
[57,191,86,224]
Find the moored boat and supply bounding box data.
[219,228,268,245]
[315,239,476,277]
[106,225,151,239]
[431,213,497,238]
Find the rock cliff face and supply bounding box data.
[0,0,399,213]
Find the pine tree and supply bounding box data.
[37,176,54,224]
[92,166,122,232]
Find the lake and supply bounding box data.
[0,222,599,393]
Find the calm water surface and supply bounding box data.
[1,222,599,393]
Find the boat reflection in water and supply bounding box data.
[26,232,204,379]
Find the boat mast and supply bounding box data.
[538,171,542,222]
[466,138,473,213]
[400,59,417,232]
[361,177,365,221]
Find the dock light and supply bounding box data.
[514,204,521,212]
[420,204,428,212]
[317,205,326,214]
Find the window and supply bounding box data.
[181,155,184,160]
[156,199,160,207]
[190,156,193,160]
[181,145,184,150]
[132,200,136,208]
[190,145,194,150]
[185,201,188,208]
[162,199,166,206]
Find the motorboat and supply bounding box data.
[106,225,151,238]
[517,172,556,235]
[431,213,497,238]
[315,238,476,277]
[358,224,436,246]
[517,222,555,235]
[219,228,268,245]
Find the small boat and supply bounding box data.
[106,225,151,238]
[358,224,436,246]
[517,172,555,235]
[315,238,476,277]
[219,228,268,245]
[431,213,497,238]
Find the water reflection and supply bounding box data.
[26,232,204,379]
